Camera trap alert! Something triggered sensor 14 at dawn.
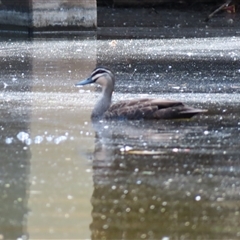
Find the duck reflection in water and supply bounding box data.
[89,119,215,239]
[75,67,207,121]
[89,120,181,239]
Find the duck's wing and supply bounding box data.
[104,98,206,120]
[149,99,207,119]
[106,98,149,111]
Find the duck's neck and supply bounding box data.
[91,85,113,119]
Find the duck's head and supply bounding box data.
[75,67,115,90]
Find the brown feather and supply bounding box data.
[104,98,206,120]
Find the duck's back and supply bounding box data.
[104,98,205,120]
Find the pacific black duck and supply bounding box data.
[75,67,206,120]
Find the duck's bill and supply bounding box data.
[75,77,94,86]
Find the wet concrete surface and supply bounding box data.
[0,37,240,239]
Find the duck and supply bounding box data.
[75,67,207,120]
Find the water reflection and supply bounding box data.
[0,37,240,239]
[0,126,30,240]
[0,46,32,239]
[0,38,96,239]
[90,110,240,239]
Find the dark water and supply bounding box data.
[0,38,240,239]
[90,109,240,239]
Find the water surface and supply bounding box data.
[0,37,240,239]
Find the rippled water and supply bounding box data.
[0,37,240,239]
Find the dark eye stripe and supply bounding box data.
[92,73,103,81]
[92,70,105,75]
[91,67,111,78]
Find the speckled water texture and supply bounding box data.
[0,36,240,239]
